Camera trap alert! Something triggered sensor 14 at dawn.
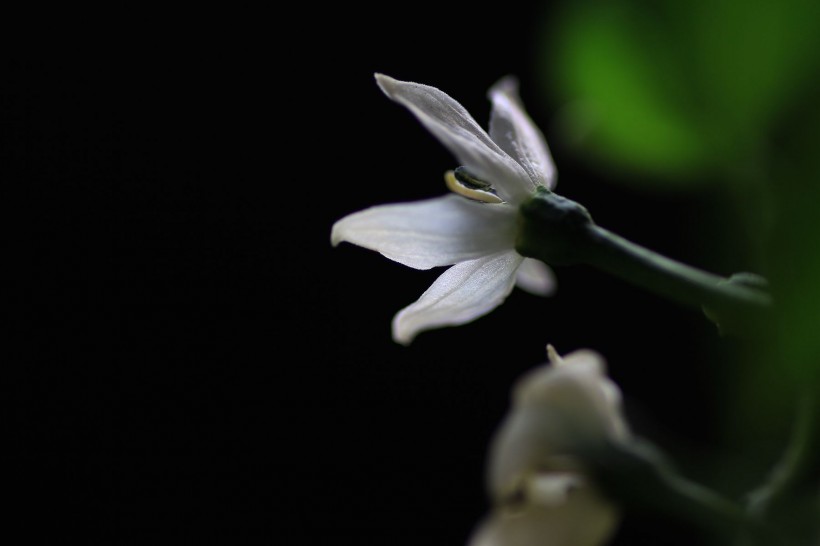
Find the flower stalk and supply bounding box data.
[746,395,815,518]
[739,395,819,546]
[584,439,753,539]
[518,187,771,333]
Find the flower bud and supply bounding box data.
[468,347,629,546]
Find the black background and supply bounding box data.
[10,6,747,544]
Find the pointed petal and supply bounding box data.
[391,251,523,344]
[515,257,556,296]
[376,74,534,204]
[331,195,517,270]
[488,76,557,190]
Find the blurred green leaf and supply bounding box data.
[543,0,820,186]
[724,67,820,506]
[547,3,713,182]
[683,0,820,136]
[770,95,820,383]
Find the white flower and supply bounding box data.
[331,74,559,344]
[469,346,629,546]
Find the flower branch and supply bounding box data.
[518,187,772,334]
[333,74,771,343]
[584,438,753,539]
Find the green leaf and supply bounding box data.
[544,3,713,182]
[542,0,820,186]
[682,0,820,136]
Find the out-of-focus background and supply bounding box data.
[11,1,820,544]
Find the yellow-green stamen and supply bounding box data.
[444,169,503,204]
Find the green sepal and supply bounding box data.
[516,187,595,266]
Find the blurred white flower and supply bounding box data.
[469,346,629,546]
[331,74,557,344]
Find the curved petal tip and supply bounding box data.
[374,73,402,98]
[488,75,520,100]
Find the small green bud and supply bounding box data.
[702,273,771,336]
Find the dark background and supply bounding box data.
[10,5,753,544]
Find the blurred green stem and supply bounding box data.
[746,395,815,517]
[738,395,818,546]
[589,439,752,539]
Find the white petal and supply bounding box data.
[468,485,619,546]
[514,257,556,296]
[543,351,627,437]
[512,350,626,434]
[375,74,535,205]
[489,76,557,190]
[488,351,630,501]
[331,195,517,270]
[391,251,523,345]
[526,472,583,506]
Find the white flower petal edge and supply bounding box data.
[331,195,518,270]
[375,74,535,205]
[392,251,523,345]
[514,257,556,297]
[488,77,558,190]
[468,348,628,546]
[468,480,618,546]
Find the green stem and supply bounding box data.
[662,472,750,535]
[517,188,771,332]
[733,396,817,546]
[746,395,815,518]
[582,225,769,311]
[589,439,751,538]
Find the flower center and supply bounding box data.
[444,167,503,204]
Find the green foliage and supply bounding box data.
[548,3,712,181]
[540,2,820,541]
[543,0,820,187]
[769,91,820,383]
